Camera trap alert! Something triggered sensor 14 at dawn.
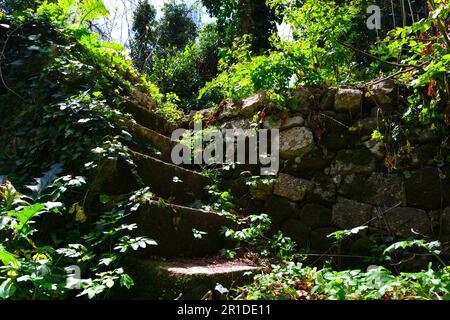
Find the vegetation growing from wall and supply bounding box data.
[1,0,450,301]
[0,3,165,299]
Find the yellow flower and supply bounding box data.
[32,253,48,261]
[7,270,18,278]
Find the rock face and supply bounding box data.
[180,84,450,266]
[329,149,375,176]
[273,173,312,202]
[265,196,298,225]
[263,115,304,130]
[281,219,310,247]
[288,87,314,111]
[319,88,337,110]
[299,204,332,230]
[308,176,336,204]
[219,93,264,120]
[129,201,234,257]
[279,127,314,159]
[367,80,396,111]
[310,227,337,250]
[442,207,450,234]
[249,178,275,200]
[334,88,363,113]
[405,167,450,209]
[332,198,373,232]
[121,257,259,300]
[366,173,406,207]
[220,118,253,131]
[370,207,432,237]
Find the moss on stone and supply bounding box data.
[338,174,376,202]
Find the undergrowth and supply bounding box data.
[0,4,165,299]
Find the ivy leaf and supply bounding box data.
[45,201,63,211]
[99,195,110,204]
[27,45,41,51]
[215,283,229,294]
[99,256,116,266]
[173,176,183,183]
[66,176,86,187]
[384,240,441,256]
[120,274,134,289]
[25,163,63,200]
[192,228,208,239]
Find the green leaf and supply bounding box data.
[119,274,134,289]
[25,163,63,200]
[10,203,45,224]
[192,228,208,239]
[0,279,16,299]
[78,0,109,24]
[45,201,63,211]
[0,248,18,267]
[99,195,110,204]
[215,283,229,294]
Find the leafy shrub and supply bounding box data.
[220,213,298,260]
[0,178,156,300]
[234,262,450,300]
[198,35,298,108]
[198,0,367,108]
[0,5,164,300]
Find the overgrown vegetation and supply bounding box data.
[2,0,450,300]
[0,1,164,299]
[234,262,450,300]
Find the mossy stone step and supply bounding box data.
[121,99,176,136]
[128,200,235,257]
[117,257,260,300]
[130,150,211,205]
[127,121,177,162]
[90,151,210,206]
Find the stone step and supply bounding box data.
[118,257,261,299]
[130,150,211,205]
[90,150,211,206]
[128,200,234,258]
[121,99,176,136]
[127,121,177,162]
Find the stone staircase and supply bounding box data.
[102,98,260,299]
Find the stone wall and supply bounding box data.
[183,83,450,267]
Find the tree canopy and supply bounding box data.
[203,0,279,52]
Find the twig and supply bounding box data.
[0,26,25,101]
[369,63,428,85]
[337,40,426,70]
[318,112,350,129]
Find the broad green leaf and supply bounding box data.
[0,279,16,299]
[0,248,18,267]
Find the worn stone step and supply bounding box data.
[90,150,211,206]
[127,121,177,162]
[130,150,211,204]
[121,99,176,136]
[128,200,234,258]
[117,257,261,300]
